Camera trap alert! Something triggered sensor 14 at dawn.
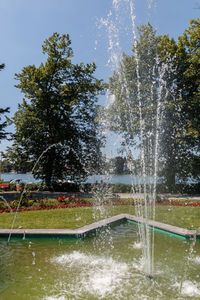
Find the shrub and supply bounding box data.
[14,187,32,207]
[111,183,132,193]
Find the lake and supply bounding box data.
[1,173,196,185]
[1,173,156,185]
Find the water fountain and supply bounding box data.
[0,0,200,299]
[99,0,166,279]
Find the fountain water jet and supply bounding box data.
[7,143,61,243]
[99,0,176,278]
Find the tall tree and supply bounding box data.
[106,21,200,190]
[0,63,10,141]
[177,19,200,152]
[8,33,105,186]
[160,19,200,185]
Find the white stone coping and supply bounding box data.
[0,214,199,239]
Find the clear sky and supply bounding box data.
[0,0,199,153]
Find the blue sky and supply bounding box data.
[0,0,199,153]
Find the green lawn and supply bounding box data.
[153,205,200,230]
[0,205,199,230]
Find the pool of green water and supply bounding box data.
[0,223,200,299]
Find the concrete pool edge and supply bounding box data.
[0,214,199,239]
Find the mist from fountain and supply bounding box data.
[99,0,176,278]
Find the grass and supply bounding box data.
[154,205,200,230]
[0,204,199,230]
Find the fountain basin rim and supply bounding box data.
[0,214,199,239]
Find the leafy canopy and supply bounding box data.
[106,20,200,189]
[8,33,106,185]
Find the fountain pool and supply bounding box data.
[0,221,200,299]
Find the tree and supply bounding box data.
[0,158,13,173]
[106,21,200,190]
[0,63,10,141]
[110,156,126,174]
[8,33,105,186]
[160,19,200,186]
[107,23,173,186]
[176,19,200,151]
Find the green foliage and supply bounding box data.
[0,107,10,141]
[14,186,32,207]
[0,63,10,141]
[158,19,200,186]
[176,19,200,145]
[111,183,132,193]
[0,159,13,172]
[107,20,200,190]
[107,23,176,186]
[7,33,106,186]
[110,156,126,174]
[51,181,80,192]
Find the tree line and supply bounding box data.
[0,19,200,190]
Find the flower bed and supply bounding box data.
[160,201,200,207]
[0,197,200,214]
[0,202,94,213]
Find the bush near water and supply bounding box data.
[0,181,200,194]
